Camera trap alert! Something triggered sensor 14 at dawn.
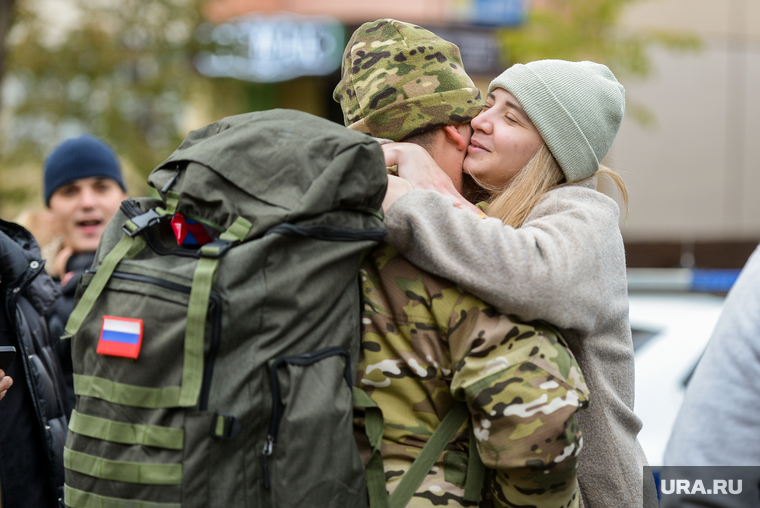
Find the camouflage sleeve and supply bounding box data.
[447,303,590,508]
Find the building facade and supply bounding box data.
[200,0,760,268]
[614,0,760,268]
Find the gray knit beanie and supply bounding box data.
[489,59,625,182]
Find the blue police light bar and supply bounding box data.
[627,268,741,294]
[690,269,741,293]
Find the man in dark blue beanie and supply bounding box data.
[43,135,127,206]
[43,135,127,274]
[43,134,127,413]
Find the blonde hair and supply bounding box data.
[474,144,628,228]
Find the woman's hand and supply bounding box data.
[382,143,451,193]
[0,370,12,401]
[382,142,483,214]
[383,175,413,213]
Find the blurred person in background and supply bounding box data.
[662,245,760,506]
[41,135,128,411]
[1,217,70,508]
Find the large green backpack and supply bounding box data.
[62,110,388,508]
[61,109,485,508]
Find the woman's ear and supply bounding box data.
[442,124,469,151]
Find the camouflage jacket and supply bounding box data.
[355,242,590,507]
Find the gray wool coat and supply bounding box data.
[383,177,658,508]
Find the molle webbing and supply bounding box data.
[68,410,184,450]
[64,448,181,485]
[65,485,181,508]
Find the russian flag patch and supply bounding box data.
[96,316,143,360]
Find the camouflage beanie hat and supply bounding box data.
[334,19,484,141]
[489,59,625,182]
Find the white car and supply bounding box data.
[628,269,733,467]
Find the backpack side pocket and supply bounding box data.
[263,347,367,508]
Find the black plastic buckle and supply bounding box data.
[122,209,164,237]
[200,239,236,258]
[212,413,241,440]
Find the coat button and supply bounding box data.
[30,260,40,269]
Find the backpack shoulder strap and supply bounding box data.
[353,388,389,508]
[64,229,145,338]
[388,403,469,508]
[464,418,486,502]
[355,390,486,508]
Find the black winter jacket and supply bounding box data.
[0,218,69,507]
[46,251,95,413]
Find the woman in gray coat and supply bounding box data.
[381,60,657,508]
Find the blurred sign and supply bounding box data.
[451,0,527,26]
[426,25,502,76]
[194,15,344,83]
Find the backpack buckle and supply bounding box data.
[200,239,236,258]
[123,209,164,237]
[212,413,241,439]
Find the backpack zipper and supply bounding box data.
[90,270,222,411]
[265,223,386,242]
[262,347,353,490]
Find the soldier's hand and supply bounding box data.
[0,370,12,401]
[381,142,482,215]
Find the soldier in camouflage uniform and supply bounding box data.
[335,20,590,507]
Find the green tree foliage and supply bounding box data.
[0,0,18,112]
[1,0,251,210]
[499,0,702,124]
